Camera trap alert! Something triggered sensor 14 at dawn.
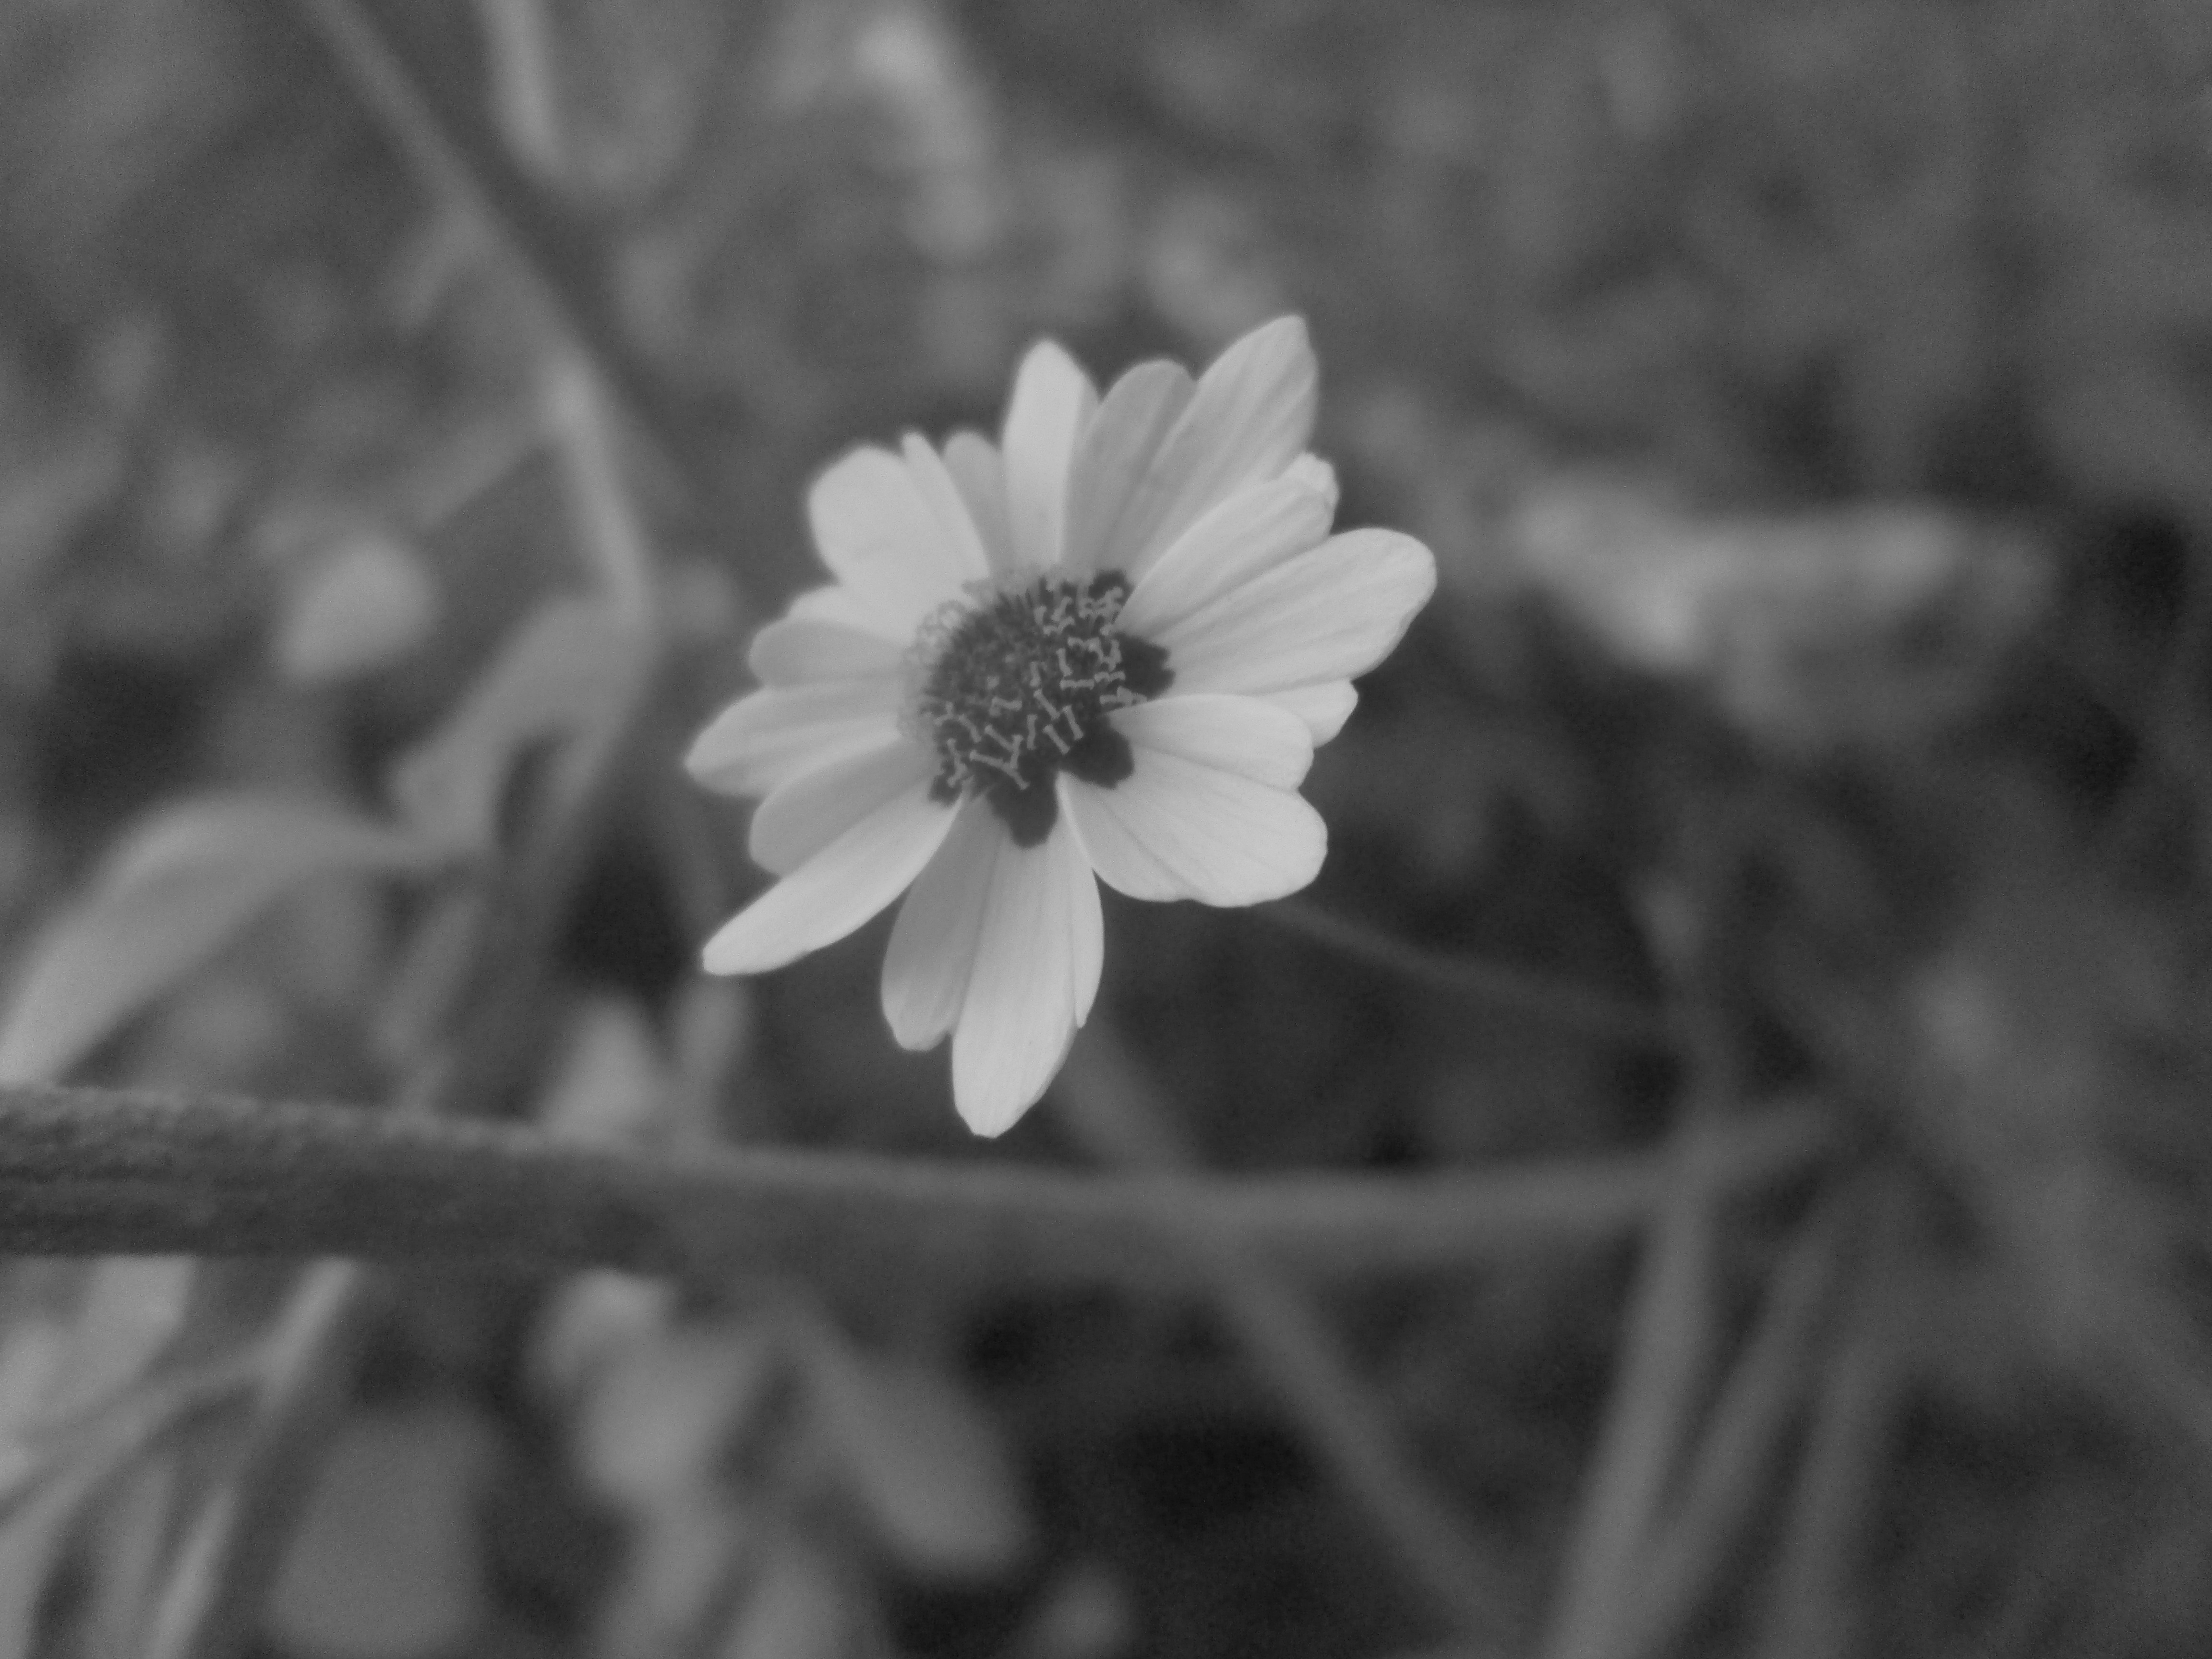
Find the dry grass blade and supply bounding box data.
[1540,1109,1723,1659]
[1620,1186,1858,1659]
[1748,1223,1903,1659]
[142,1263,377,1659]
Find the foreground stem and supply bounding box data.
[0,1083,1834,1286]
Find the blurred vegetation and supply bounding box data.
[2,0,2212,1656]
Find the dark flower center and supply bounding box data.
[909,570,1173,846]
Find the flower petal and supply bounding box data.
[949,820,1101,1137]
[1151,529,1435,701]
[702,785,953,975]
[1116,317,1319,581]
[943,431,1015,574]
[787,583,910,641]
[1063,696,1323,906]
[901,433,995,580]
[1114,471,1336,639]
[1284,453,1339,515]
[1264,680,1359,744]
[1061,360,1194,576]
[808,445,989,633]
[749,738,935,876]
[746,614,909,685]
[1113,691,1314,787]
[685,681,905,797]
[880,797,1000,1049]
[1000,341,1098,571]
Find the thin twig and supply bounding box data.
[474,0,565,180]
[1747,1207,1902,1659]
[1540,839,1747,1659]
[1621,1186,1858,1659]
[0,1082,1834,1285]
[1258,899,1679,1052]
[544,354,658,623]
[134,11,679,1658]
[1540,1107,1724,1659]
[0,1353,260,1524]
[284,0,715,479]
[1056,1023,1525,1655]
[143,1264,378,1659]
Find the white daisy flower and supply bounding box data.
[685,317,1435,1136]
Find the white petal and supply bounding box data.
[702,785,953,974]
[685,681,905,797]
[943,430,1016,574]
[1117,317,1319,581]
[901,433,995,580]
[1114,472,1336,639]
[1152,529,1435,700]
[786,583,908,640]
[949,820,1101,1137]
[1000,341,1098,570]
[1063,697,1323,906]
[749,738,934,876]
[1112,693,1314,787]
[880,798,1001,1049]
[1284,452,1339,515]
[1265,680,1359,744]
[746,614,908,685]
[1061,360,1194,576]
[808,445,988,633]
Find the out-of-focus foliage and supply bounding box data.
[264,1399,502,1659]
[0,0,2210,1655]
[272,529,441,686]
[0,796,441,1084]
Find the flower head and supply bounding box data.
[686,318,1435,1135]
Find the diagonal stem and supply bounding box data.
[1540,1106,1724,1659]
[144,1263,378,1659]
[1056,1022,1525,1655]
[136,9,683,1659]
[1747,1219,1902,1659]
[282,0,719,481]
[1619,1184,1858,1659]
[1258,898,1679,1053]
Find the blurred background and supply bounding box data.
[4,0,2212,1655]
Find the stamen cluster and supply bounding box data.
[909,572,1171,844]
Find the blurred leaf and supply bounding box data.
[271,529,440,685]
[531,1270,676,1406]
[0,1462,100,1659]
[0,432,121,597]
[540,996,668,1143]
[2040,355,2212,530]
[0,795,443,1083]
[263,1399,497,1659]
[1016,1561,1140,1659]
[714,1540,848,1659]
[1506,477,2050,749]
[39,1259,196,1431]
[600,1491,750,1659]
[802,1335,1032,1581]
[84,1451,178,1659]
[666,979,755,1145]
[0,1322,66,1498]
[389,595,649,854]
[575,1329,775,1512]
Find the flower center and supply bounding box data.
[908,570,1173,846]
